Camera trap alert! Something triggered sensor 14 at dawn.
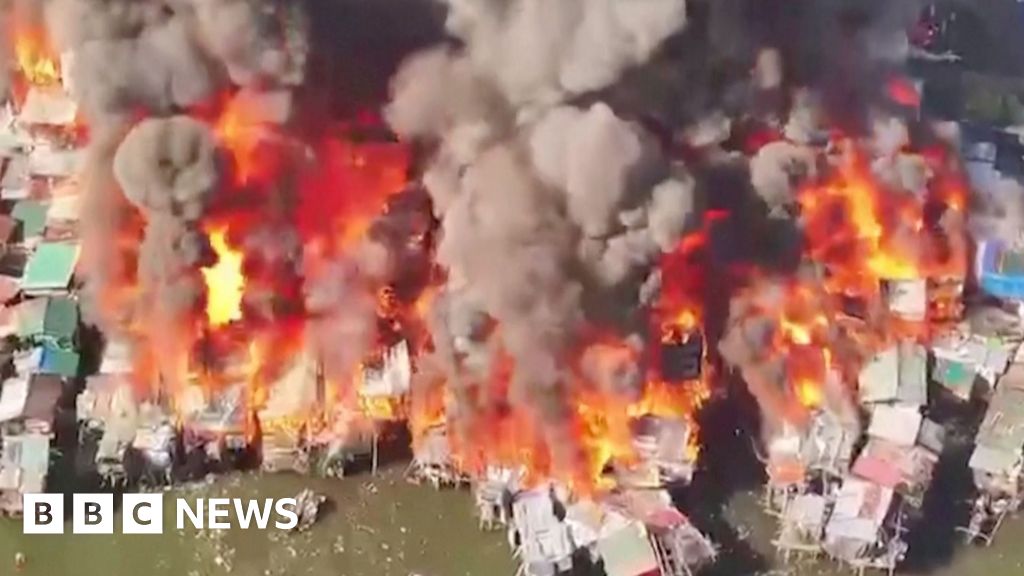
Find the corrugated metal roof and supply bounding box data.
[977,385,1024,452]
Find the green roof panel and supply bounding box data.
[21,243,79,292]
[11,200,49,238]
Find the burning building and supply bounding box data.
[0,0,1022,574]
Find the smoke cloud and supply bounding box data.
[388,0,699,476]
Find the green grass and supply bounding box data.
[0,466,514,576]
[2,469,1024,576]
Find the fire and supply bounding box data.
[214,95,267,186]
[795,378,824,409]
[799,153,921,296]
[202,227,245,327]
[799,141,967,304]
[359,395,404,421]
[11,22,60,88]
[297,139,409,252]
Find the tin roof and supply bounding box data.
[11,199,48,239]
[977,385,1024,453]
[16,296,78,344]
[0,373,62,426]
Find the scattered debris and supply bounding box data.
[289,489,327,533]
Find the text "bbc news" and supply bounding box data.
[22,494,300,534]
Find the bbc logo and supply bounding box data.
[23,493,299,534]
[23,494,163,534]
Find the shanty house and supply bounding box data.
[15,345,80,380]
[801,409,859,477]
[183,384,249,464]
[659,331,704,382]
[823,478,904,569]
[407,423,462,487]
[0,248,27,302]
[852,438,938,509]
[0,373,62,514]
[631,415,697,485]
[1,156,29,200]
[645,508,716,576]
[77,375,139,486]
[129,410,176,486]
[28,144,82,180]
[774,493,828,563]
[867,404,923,448]
[0,373,63,436]
[764,425,809,511]
[0,433,49,514]
[16,295,78,349]
[17,87,78,131]
[931,331,1013,399]
[596,514,661,576]
[0,214,18,253]
[600,488,716,576]
[98,336,133,375]
[358,340,412,421]
[258,353,318,473]
[968,384,1024,539]
[510,488,575,576]
[44,185,81,242]
[881,279,927,321]
[473,466,520,530]
[858,341,927,406]
[11,199,48,244]
[311,414,377,478]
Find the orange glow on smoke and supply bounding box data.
[297,140,409,253]
[886,77,921,109]
[214,95,272,186]
[202,227,245,327]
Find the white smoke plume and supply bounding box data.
[750,141,817,213]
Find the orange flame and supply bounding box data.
[213,94,275,186]
[799,141,967,303]
[12,22,60,88]
[799,152,920,296]
[201,227,245,327]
